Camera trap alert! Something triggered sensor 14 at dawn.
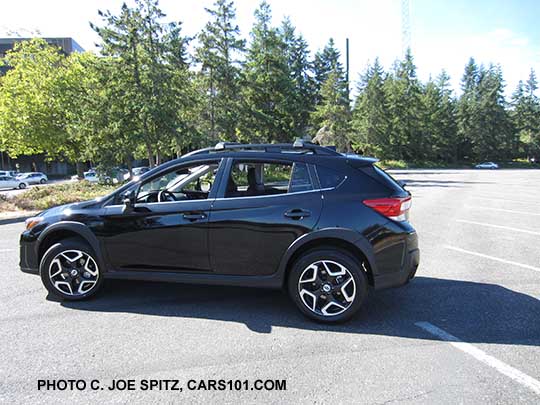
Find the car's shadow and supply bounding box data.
[58,276,540,345]
[398,179,494,188]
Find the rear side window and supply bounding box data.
[225,161,313,198]
[316,166,345,189]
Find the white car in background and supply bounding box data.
[123,166,150,181]
[83,171,99,182]
[0,175,29,190]
[475,161,499,169]
[16,172,48,184]
[0,170,18,177]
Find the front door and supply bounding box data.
[208,159,322,276]
[101,159,223,272]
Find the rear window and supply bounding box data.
[316,166,345,189]
[373,166,402,189]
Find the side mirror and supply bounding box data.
[122,190,136,213]
[398,180,407,188]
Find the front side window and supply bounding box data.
[225,161,313,198]
[136,162,219,204]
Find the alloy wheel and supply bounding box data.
[48,250,99,296]
[298,260,356,317]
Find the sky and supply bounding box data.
[1,0,539,97]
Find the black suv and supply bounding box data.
[20,141,419,322]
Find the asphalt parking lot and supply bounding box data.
[1,169,539,404]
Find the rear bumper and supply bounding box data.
[373,231,419,290]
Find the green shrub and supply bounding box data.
[11,181,117,211]
[378,160,409,169]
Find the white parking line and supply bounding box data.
[465,205,540,216]
[415,321,540,396]
[0,249,15,253]
[471,196,539,204]
[456,219,540,236]
[444,245,540,273]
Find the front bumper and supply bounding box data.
[20,236,39,275]
[372,231,419,290]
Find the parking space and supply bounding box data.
[1,169,539,403]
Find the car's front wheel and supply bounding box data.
[40,178,46,184]
[40,239,103,301]
[18,183,26,189]
[288,249,368,323]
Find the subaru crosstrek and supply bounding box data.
[20,141,419,322]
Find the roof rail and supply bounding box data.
[181,141,341,158]
[214,141,242,150]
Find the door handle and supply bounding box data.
[183,213,207,221]
[284,209,311,220]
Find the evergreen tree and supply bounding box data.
[458,61,514,161]
[279,17,314,137]
[473,65,514,160]
[239,1,296,143]
[351,58,390,156]
[511,69,540,160]
[195,0,245,141]
[91,0,191,166]
[422,71,457,162]
[383,49,424,160]
[457,57,480,160]
[311,70,351,152]
[312,38,348,106]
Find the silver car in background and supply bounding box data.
[16,172,48,184]
[0,175,29,190]
[475,161,499,169]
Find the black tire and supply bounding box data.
[18,183,26,189]
[40,178,46,184]
[40,239,104,301]
[288,249,368,323]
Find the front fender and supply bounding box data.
[37,221,107,272]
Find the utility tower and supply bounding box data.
[401,0,411,56]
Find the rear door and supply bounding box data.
[208,158,322,276]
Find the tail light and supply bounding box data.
[363,197,412,221]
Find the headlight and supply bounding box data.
[25,217,44,230]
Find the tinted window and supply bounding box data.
[316,166,345,189]
[225,161,312,198]
[373,165,403,190]
[136,163,219,203]
[289,163,313,193]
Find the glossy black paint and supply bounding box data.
[20,146,419,290]
[209,190,323,276]
[100,199,213,271]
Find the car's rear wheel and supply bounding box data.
[40,239,103,301]
[288,249,368,323]
[18,183,26,189]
